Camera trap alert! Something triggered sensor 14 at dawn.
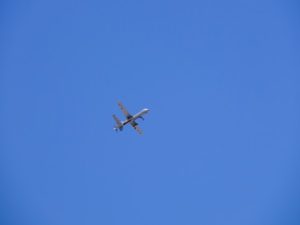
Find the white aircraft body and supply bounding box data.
[113,101,150,134]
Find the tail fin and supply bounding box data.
[113,114,123,131]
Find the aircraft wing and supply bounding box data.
[132,124,143,134]
[118,101,131,118]
[130,121,143,135]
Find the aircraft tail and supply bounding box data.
[113,114,123,131]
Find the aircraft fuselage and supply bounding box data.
[123,108,150,125]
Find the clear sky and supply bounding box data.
[1,0,300,225]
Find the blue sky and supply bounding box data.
[1,0,300,225]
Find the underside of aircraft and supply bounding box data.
[113,101,150,134]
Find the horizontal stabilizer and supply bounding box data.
[113,114,123,128]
